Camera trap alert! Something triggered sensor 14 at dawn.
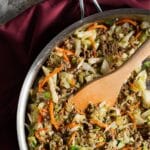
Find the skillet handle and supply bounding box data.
[93,0,103,12]
[79,0,103,19]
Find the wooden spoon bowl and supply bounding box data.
[69,39,150,113]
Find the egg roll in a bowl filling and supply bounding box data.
[26,18,150,150]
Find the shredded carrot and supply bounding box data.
[63,53,70,63]
[116,18,137,26]
[66,122,79,129]
[38,114,43,123]
[88,23,108,31]
[39,108,48,118]
[68,132,77,145]
[89,37,96,50]
[135,31,142,39]
[87,22,97,30]
[133,101,140,109]
[38,65,63,92]
[70,79,76,86]
[90,119,108,128]
[96,142,106,148]
[129,83,139,92]
[35,128,48,142]
[55,47,75,56]
[128,101,140,112]
[110,128,116,139]
[92,49,97,57]
[49,100,60,130]
[55,47,75,63]
[130,31,142,48]
[121,146,134,150]
[137,147,142,150]
[39,108,48,114]
[89,36,97,56]
[127,111,136,129]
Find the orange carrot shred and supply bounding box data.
[90,119,108,128]
[89,37,96,50]
[38,114,43,123]
[96,142,106,148]
[121,146,134,150]
[116,18,137,26]
[63,53,70,63]
[89,36,97,56]
[49,100,60,130]
[35,128,48,142]
[133,101,140,109]
[55,47,75,63]
[110,128,116,139]
[88,24,108,31]
[135,31,142,40]
[39,108,48,117]
[70,79,76,86]
[137,147,142,150]
[68,132,77,145]
[38,65,62,92]
[127,111,136,129]
[55,47,75,56]
[66,122,79,129]
[129,83,139,92]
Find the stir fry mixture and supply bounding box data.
[26,18,150,150]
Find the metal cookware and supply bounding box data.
[17,8,150,150]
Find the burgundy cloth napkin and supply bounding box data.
[0,0,149,149]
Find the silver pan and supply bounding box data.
[16,8,150,150]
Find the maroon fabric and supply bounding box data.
[0,0,149,149]
[101,0,150,9]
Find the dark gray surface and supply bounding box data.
[0,0,42,24]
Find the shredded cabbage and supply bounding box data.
[101,59,110,74]
[42,66,58,103]
[119,31,134,48]
[88,57,102,65]
[134,70,147,91]
[82,62,96,73]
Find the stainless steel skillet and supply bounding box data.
[17,8,150,150]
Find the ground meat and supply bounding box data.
[26,19,150,150]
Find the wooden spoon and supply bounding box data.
[69,39,150,113]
